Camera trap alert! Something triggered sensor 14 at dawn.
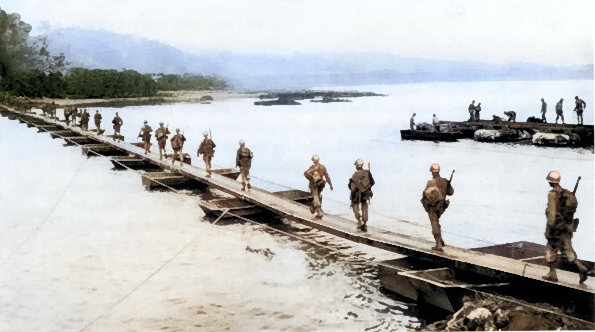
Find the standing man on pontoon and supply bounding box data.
[348,159,375,232]
[555,98,565,124]
[540,98,547,123]
[304,154,333,220]
[573,96,586,126]
[112,112,123,141]
[155,122,170,160]
[138,120,152,154]
[80,109,90,131]
[432,114,440,132]
[236,139,253,191]
[468,100,476,121]
[410,113,416,130]
[420,163,454,252]
[197,131,216,177]
[475,102,482,121]
[170,128,186,166]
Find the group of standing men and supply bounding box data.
[468,100,482,121]
[545,96,587,125]
[137,121,188,166]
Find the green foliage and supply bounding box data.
[156,73,228,91]
[65,68,157,98]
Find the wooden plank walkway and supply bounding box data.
[5,108,595,296]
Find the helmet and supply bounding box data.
[311,154,320,162]
[175,128,180,132]
[159,122,164,125]
[354,159,364,167]
[546,170,561,183]
[143,120,148,124]
[203,131,208,136]
[239,139,245,145]
[430,163,440,173]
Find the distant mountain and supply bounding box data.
[46,28,594,90]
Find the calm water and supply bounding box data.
[0,80,593,331]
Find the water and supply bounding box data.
[0,80,593,331]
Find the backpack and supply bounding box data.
[424,186,444,205]
[558,189,578,222]
[351,170,371,192]
[240,147,251,158]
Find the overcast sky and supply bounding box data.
[3,0,594,66]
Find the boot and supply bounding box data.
[314,206,323,220]
[360,220,367,232]
[432,235,444,252]
[574,260,589,284]
[357,218,363,230]
[247,183,251,189]
[542,264,558,282]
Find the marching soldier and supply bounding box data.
[94,110,102,131]
[348,159,375,231]
[542,171,591,284]
[138,120,152,154]
[420,163,454,252]
[155,122,170,160]
[71,107,79,125]
[304,154,333,220]
[112,112,123,141]
[555,98,565,124]
[64,107,71,126]
[170,129,186,166]
[574,96,586,126]
[80,109,90,131]
[540,98,547,123]
[197,131,216,177]
[236,140,253,190]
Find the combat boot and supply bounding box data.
[574,260,589,284]
[360,220,367,232]
[314,207,323,220]
[357,218,363,230]
[542,264,558,282]
[432,235,444,252]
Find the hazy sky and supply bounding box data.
[3,0,594,66]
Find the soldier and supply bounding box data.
[468,100,476,121]
[475,102,482,121]
[348,159,375,232]
[138,120,152,154]
[71,107,79,125]
[64,107,71,126]
[503,111,516,122]
[155,122,170,160]
[170,129,186,166]
[542,171,591,284]
[555,98,565,124]
[197,131,216,177]
[112,112,123,141]
[540,98,547,123]
[80,109,90,131]
[420,163,454,252]
[410,113,416,130]
[94,110,102,131]
[573,96,586,125]
[432,114,440,132]
[236,139,253,191]
[304,154,333,220]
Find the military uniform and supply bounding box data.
[555,99,564,124]
[468,101,476,121]
[64,107,71,125]
[236,142,253,190]
[542,171,590,284]
[155,124,171,159]
[504,111,516,122]
[574,97,586,125]
[410,114,416,130]
[349,161,375,231]
[112,114,123,140]
[139,122,152,154]
[304,156,333,219]
[475,103,482,121]
[541,99,547,122]
[94,111,102,130]
[80,111,90,131]
[198,134,216,176]
[420,164,454,251]
[170,130,186,165]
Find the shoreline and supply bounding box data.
[30,90,260,108]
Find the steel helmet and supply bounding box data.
[354,159,364,167]
[203,131,208,136]
[430,163,440,173]
[311,154,320,162]
[546,170,561,183]
[239,139,245,145]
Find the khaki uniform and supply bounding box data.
[541,100,547,122]
[574,98,586,125]
[236,146,253,189]
[349,168,375,228]
[80,112,90,131]
[170,133,186,164]
[555,100,564,124]
[112,116,123,134]
[94,113,102,130]
[421,176,454,249]
[155,126,171,150]
[198,138,216,174]
[304,163,332,218]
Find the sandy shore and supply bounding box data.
[33,90,260,107]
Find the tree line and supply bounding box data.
[0,8,227,99]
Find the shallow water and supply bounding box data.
[0,80,593,331]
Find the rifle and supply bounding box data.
[573,176,581,194]
[446,170,455,195]
[209,128,215,157]
[571,176,581,232]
